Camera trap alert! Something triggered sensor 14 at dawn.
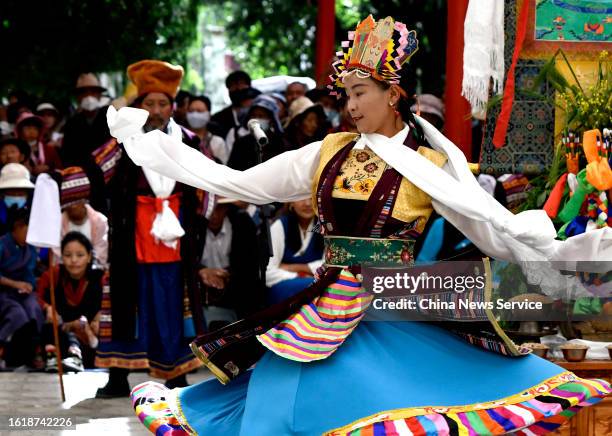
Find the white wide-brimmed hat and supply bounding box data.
[284,96,325,128]
[0,164,35,190]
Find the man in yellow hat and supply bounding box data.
[95,60,209,398]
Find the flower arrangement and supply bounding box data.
[518,49,611,213]
[551,50,611,132]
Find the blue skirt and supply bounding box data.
[96,263,200,379]
[131,321,611,435]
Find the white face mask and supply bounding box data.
[186,111,211,129]
[252,118,271,131]
[80,96,101,112]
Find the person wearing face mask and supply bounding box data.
[61,73,111,214]
[0,163,34,237]
[15,112,63,175]
[37,232,106,372]
[268,92,288,124]
[208,70,253,139]
[94,60,209,398]
[226,94,288,171]
[186,95,228,164]
[222,86,262,153]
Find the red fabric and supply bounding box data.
[36,266,88,308]
[543,172,568,219]
[36,267,56,309]
[444,0,472,160]
[43,142,63,170]
[135,194,182,263]
[315,0,336,85]
[492,0,530,148]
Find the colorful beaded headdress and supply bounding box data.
[328,15,419,97]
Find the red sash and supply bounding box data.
[135,193,182,263]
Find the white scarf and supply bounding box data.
[364,116,607,298]
[141,119,185,249]
[108,106,611,299]
[462,0,505,112]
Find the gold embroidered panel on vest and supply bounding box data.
[332,148,387,200]
[312,133,448,233]
[311,132,360,214]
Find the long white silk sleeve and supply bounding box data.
[109,106,320,204]
[432,199,515,262]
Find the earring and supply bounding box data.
[390,102,400,117]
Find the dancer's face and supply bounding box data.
[343,74,400,135]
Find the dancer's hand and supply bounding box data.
[106,106,148,144]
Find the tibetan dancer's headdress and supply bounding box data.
[328,15,419,97]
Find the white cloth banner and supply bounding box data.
[462,0,505,112]
[26,173,62,249]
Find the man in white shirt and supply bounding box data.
[198,199,264,325]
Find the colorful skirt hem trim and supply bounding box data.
[129,371,611,435]
[324,372,611,435]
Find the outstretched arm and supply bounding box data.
[368,115,611,267]
[432,199,515,262]
[108,106,320,204]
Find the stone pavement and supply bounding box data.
[0,369,213,435]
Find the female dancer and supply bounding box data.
[109,15,611,436]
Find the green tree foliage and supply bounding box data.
[1,0,199,100]
[205,0,318,79]
[208,0,446,95]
